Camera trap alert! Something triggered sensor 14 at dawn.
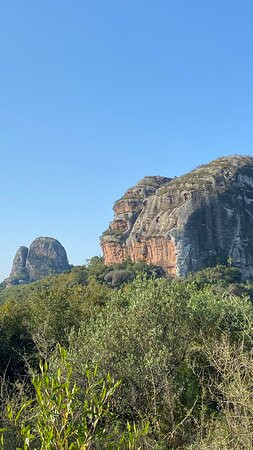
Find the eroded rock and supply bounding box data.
[9,246,29,283]
[7,237,70,285]
[101,155,253,279]
[103,270,135,287]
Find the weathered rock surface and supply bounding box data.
[101,156,253,279]
[7,237,70,285]
[104,270,135,287]
[9,246,29,282]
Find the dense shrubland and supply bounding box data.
[0,260,252,448]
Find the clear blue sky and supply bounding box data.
[1,1,253,279]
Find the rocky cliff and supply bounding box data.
[101,155,253,279]
[7,237,70,285]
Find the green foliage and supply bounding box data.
[0,272,111,378]
[61,275,252,446]
[0,345,149,449]
[85,256,165,285]
[185,264,242,288]
[0,263,252,447]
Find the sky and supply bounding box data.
[0,0,253,279]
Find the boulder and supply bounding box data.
[103,269,135,287]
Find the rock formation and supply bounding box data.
[9,246,29,283]
[101,155,253,279]
[7,237,70,285]
[103,270,135,288]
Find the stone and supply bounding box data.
[103,269,135,287]
[26,237,70,281]
[9,246,29,283]
[101,155,253,280]
[7,237,70,284]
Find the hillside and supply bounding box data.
[1,156,253,448]
[0,259,252,448]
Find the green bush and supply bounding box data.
[0,264,252,448]
[0,344,149,449]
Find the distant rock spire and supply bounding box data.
[9,246,29,282]
[6,237,70,285]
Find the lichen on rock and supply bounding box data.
[101,155,253,279]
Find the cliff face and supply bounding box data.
[7,237,70,285]
[9,246,29,282]
[101,156,253,279]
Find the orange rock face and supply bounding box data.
[110,220,128,232]
[132,237,177,276]
[102,237,177,276]
[113,199,141,214]
[101,157,253,279]
[101,176,175,276]
[102,242,126,264]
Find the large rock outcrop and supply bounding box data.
[7,237,70,285]
[101,156,253,279]
[9,246,29,282]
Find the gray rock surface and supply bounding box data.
[101,155,253,279]
[9,246,29,282]
[103,269,135,287]
[7,237,70,285]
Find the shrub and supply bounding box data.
[0,345,149,449]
